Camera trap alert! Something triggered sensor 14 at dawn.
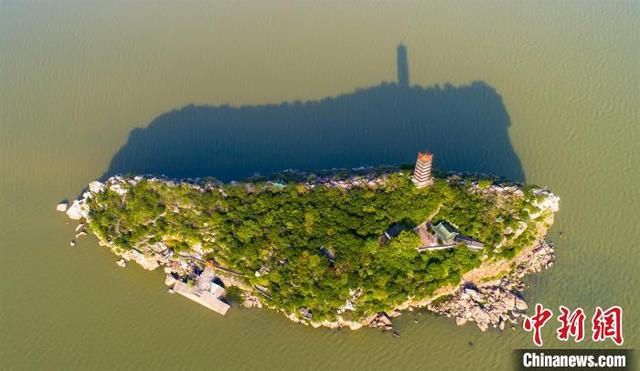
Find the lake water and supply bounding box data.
[1,2,638,369]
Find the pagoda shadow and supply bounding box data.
[103,81,525,183]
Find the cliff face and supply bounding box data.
[60,169,559,332]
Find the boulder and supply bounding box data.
[488,311,501,323]
[515,297,528,311]
[470,307,490,332]
[378,314,392,326]
[321,320,340,329]
[242,293,263,309]
[164,274,176,286]
[346,320,363,331]
[88,181,105,194]
[464,287,484,302]
[121,250,160,270]
[108,182,128,196]
[116,258,127,268]
[56,201,68,212]
[65,200,88,220]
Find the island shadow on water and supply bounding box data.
[103,48,524,183]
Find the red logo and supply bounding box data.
[523,303,554,347]
[557,306,586,342]
[592,306,624,346]
[523,304,624,346]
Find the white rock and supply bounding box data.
[108,183,128,196]
[88,181,105,194]
[515,297,528,311]
[116,258,127,268]
[379,314,392,326]
[121,250,160,270]
[164,274,176,286]
[464,287,484,302]
[65,200,89,220]
[56,202,68,212]
[149,242,168,253]
[533,190,560,213]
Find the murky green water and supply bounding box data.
[1,1,638,370]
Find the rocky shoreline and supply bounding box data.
[58,170,559,335]
[426,239,555,332]
[345,237,555,334]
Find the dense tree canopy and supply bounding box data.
[88,171,544,321]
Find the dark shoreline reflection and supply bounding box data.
[103,81,524,183]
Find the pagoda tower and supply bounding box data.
[412,152,434,188]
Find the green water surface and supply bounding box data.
[1,1,638,370]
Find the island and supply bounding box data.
[58,152,559,334]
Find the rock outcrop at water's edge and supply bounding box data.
[426,240,555,332]
[58,169,559,334]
